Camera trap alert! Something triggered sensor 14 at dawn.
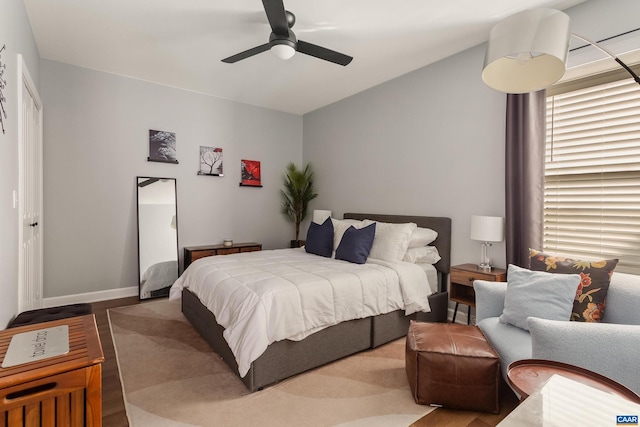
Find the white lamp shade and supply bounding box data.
[313,210,332,224]
[482,8,571,93]
[470,215,504,242]
[271,44,295,60]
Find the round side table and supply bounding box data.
[507,359,640,403]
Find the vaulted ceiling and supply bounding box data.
[24,0,587,114]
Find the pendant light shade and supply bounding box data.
[482,8,571,93]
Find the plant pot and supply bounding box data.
[290,240,306,248]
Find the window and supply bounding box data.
[544,77,640,274]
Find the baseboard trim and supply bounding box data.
[43,286,139,307]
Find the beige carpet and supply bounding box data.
[108,299,434,427]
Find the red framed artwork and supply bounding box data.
[240,159,262,187]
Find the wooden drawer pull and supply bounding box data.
[6,382,56,401]
[468,277,475,282]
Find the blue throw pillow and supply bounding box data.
[499,264,580,331]
[305,217,334,258]
[335,223,376,264]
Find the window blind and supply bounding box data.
[545,77,640,274]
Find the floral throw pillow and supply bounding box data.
[529,249,618,322]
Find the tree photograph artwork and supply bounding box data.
[148,129,178,163]
[240,159,262,187]
[198,146,223,176]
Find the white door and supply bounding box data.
[18,55,43,312]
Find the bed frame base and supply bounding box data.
[371,291,448,347]
[182,288,447,391]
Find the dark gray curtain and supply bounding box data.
[505,90,546,268]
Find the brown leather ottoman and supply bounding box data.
[405,321,500,413]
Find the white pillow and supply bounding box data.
[499,264,580,331]
[331,218,365,251]
[408,227,438,248]
[362,220,416,263]
[403,246,441,264]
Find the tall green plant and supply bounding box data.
[280,162,318,241]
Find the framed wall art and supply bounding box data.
[198,146,223,176]
[148,129,178,164]
[239,159,262,187]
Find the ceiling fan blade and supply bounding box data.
[297,40,353,66]
[262,0,289,36]
[222,43,271,63]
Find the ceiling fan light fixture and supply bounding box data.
[221,0,352,66]
[270,40,296,60]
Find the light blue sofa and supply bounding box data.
[474,271,640,395]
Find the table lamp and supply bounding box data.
[470,215,504,271]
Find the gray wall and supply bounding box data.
[302,0,640,272]
[303,43,507,269]
[41,60,302,298]
[0,2,40,327]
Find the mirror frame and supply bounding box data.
[136,176,179,300]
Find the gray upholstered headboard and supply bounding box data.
[343,213,452,292]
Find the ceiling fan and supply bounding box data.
[222,0,353,66]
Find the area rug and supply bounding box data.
[108,299,434,427]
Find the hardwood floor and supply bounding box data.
[410,380,519,426]
[92,296,140,427]
[92,297,518,427]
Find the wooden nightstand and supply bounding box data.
[450,263,507,324]
[183,242,262,270]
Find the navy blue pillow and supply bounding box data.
[305,217,334,257]
[335,223,376,264]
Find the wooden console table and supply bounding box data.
[183,242,262,269]
[0,315,104,426]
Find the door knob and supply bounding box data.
[30,222,38,227]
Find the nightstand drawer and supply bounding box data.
[451,269,499,287]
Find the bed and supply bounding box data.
[139,260,178,299]
[172,213,451,391]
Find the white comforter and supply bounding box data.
[169,248,433,377]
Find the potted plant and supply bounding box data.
[280,162,318,247]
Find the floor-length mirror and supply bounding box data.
[137,177,179,299]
